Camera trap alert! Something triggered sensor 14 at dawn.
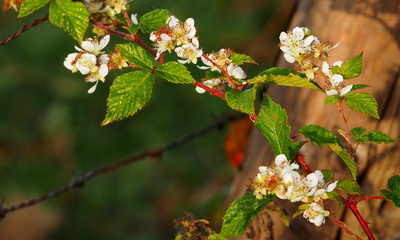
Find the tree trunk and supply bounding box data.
[227,0,400,239]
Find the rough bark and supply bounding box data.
[227,0,400,239]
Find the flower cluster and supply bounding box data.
[64,35,110,93]
[150,16,247,93]
[249,154,337,226]
[322,61,353,96]
[150,16,202,62]
[279,27,339,80]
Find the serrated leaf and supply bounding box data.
[351,84,370,91]
[117,43,153,71]
[128,23,140,35]
[226,86,258,115]
[248,67,321,91]
[344,92,379,119]
[361,131,395,143]
[299,124,342,146]
[254,94,293,158]
[230,53,257,65]
[49,0,89,42]
[332,53,363,79]
[350,127,367,141]
[101,71,154,126]
[156,62,195,84]
[205,70,224,80]
[324,95,341,105]
[337,178,363,194]
[321,169,334,182]
[221,192,275,237]
[327,191,344,208]
[381,175,400,208]
[18,0,52,17]
[139,9,170,33]
[329,144,357,179]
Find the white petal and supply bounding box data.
[326,89,338,96]
[149,32,157,41]
[258,166,268,175]
[305,173,319,187]
[314,214,325,226]
[322,61,330,74]
[275,154,288,166]
[331,74,344,86]
[98,64,108,78]
[333,61,343,67]
[131,13,139,25]
[314,170,324,181]
[314,189,326,197]
[303,35,315,46]
[340,85,353,96]
[279,32,288,42]
[195,86,206,94]
[292,27,305,39]
[227,64,246,79]
[81,40,95,52]
[191,37,200,48]
[283,53,296,63]
[88,81,98,94]
[99,35,110,50]
[160,33,171,41]
[327,180,338,192]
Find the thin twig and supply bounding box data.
[0,113,244,220]
[0,14,49,46]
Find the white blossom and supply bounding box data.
[303,203,329,226]
[279,27,317,63]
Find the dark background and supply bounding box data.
[0,0,288,239]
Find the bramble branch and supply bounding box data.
[0,14,49,46]
[0,113,244,220]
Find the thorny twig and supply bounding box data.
[0,14,49,46]
[0,113,245,220]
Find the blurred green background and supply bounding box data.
[0,0,288,239]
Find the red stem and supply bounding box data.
[341,196,376,240]
[193,82,225,100]
[295,153,312,174]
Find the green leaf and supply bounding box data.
[344,92,379,119]
[248,67,321,91]
[117,43,153,71]
[139,9,171,33]
[381,175,400,208]
[299,124,342,146]
[155,62,195,84]
[350,127,367,141]
[327,191,344,208]
[254,94,293,158]
[337,178,363,194]
[324,95,341,105]
[101,71,154,126]
[49,0,89,42]
[128,23,140,35]
[321,169,334,182]
[299,125,357,178]
[221,192,275,237]
[332,53,363,79]
[226,86,258,115]
[350,84,370,91]
[230,53,257,65]
[18,0,52,17]
[329,144,357,179]
[360,131,395,144]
